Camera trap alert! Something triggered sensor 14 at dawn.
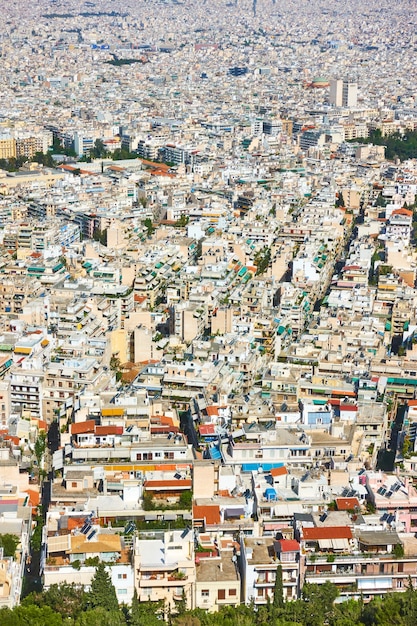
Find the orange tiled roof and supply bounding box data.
[303,526,352,540]
[336,497,360,511]
[71,420,96,435]
[270,466,288,477]
[193,505,221,525]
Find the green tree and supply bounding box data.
[92,228,107,245]
[0,605,64,626]
[142,218,155,237]
[175,215,189,228]
[335,192,344,208]
[375,193,387,208]
[34,431,46,470]
[403,577,417,626]
[302,582,339,626]
[174,589,188,616]
[330,598,364,626]
[179,490,192,509]
[92,139,107,159]
[31,151,55,168]
[364,594,403,626]
[76,607,126,626]
[0,533,19,557]
[273,564,284,611]
[254,246,271,275]
[23,583,86,620]
[394,542,405,558]
[87,562,118,612]
[130,591,163,626]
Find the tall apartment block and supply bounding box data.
[329,79,358,108]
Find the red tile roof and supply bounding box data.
[302,526,352,540]
[24,489,40,508]
[199,424,216,436]
[271,466,288,477]
[277,539,300,552]
[71,420,96,435]
[392,208,412,217]
[144,479,192,490]
[193,505,221,525]
[336,497,360,511]
[95,425,123,436]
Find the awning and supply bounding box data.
[224,507,245,519]
[318,538,349,550]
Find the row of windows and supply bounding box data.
[136,452,179,461]
[201,589,237,599]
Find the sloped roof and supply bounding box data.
[302,526,352,540]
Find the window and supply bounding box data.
[229,589,237,596]
[164,452,174,460]
[118,589,127,595]
[71,482,77,488]
[201,590,209,597]
[118,573,127,579]
[218,589,226,600]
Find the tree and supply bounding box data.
[76,607,126,626]
[394,542,405,558]
[403,577,417,626]
[0,605,64,626]
[92,139,107,159]
[130,591,163,626]
[93,228,107,246]
[23,583,86,620]
[302,582,338,626]
[335,192,344,208]
[254,246,271,275]
[330,598,364,626]
[34,432,46,470]
[179,490,192,509]
[273,564,284,611]
[142,218,155,238]
[174,588,188,616]
[31,151,55,168]
[175,215,189,228]
[0,533,19,557]
[87,562,118,612]
[376,193,387,208]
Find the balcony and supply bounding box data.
[140,573,188,587]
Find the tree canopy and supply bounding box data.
[7,579,417,625]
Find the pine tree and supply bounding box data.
[88,562,118,612]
